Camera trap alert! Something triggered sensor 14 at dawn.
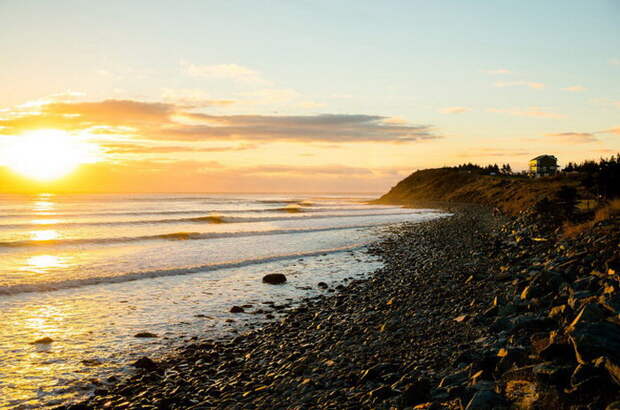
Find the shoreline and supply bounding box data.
[61,205,619,409]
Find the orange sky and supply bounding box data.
[1,2,618,193]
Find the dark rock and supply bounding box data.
[359,363,397,384]
[133,356,157,371]
[439,365,472,388]
[369,385,396,400]
[229,306,245,313]
[399,379,431,406]
[134,332,158,338]
[569,321,620,385]
[31,336,54,344]
[568,303,606,327]
[532,361,573,386]
[495,347,528,374]
[600,293,620,315]
[81,359,103,366]
[317,282,329,289]
[465,390,507,410]
[262,273,287,284]
[569,321,620,363]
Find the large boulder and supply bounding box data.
[569,321,620,385]
[262,273,287,284]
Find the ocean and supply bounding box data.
[0,193,448,408]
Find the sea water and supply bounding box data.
[0,193,448,408]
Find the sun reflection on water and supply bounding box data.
[33,194,56,213]
[31,230,59,241]
[31,219,61,225]
[21,255,66,274]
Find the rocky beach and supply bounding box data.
[58,203,619,409]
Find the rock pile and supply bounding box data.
[59,207,619,409]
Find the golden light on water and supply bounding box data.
[1,130,100,181]
[31,219,61,225]
[22,255,66,274]
[30,230,59,241]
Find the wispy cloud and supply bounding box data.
[610,58,620,66]
[494,81,544,89]
[180,61,269,85]
[161,88,235,107]
[487,107,565,119]
[101,142,257,154]
[0,99,440,144]
[561,85,587,92]
[540,127,620,144]
[544,132,598,144]
[238,164,413,177]
[484,69,511,75]
[600,127,620,135]
[236,88,300,105]
[457,148,530,158]
[438,106,471,114]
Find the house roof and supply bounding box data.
[531,154,557,161]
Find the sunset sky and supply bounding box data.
[1,0,618,193]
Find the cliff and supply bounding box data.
[376,168,578,215]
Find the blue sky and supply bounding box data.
[0,0,618,192]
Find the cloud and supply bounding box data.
[236,88,300,105]
[457,148,530,158]
[600,127,620,135]
[487,107,565,119]
[161,88,235,107]
[561,85,587,92]
[101,142,257,154]
[438,106,471,114]
[181,61,268,85]
[539,127,620,145]
[238,164,413,178]
[494,81,544,89]
[484,69,511,75]
[544,132,598,144]
[170,113,438,143]
[297,101,326,109]
[611,58,620,66]
[0,98,439,144]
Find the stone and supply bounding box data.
[569,321,620,385]
[569,321,620,364]
[359,363,397,383]
[317,282,329,289]
[230,306,245,313]
[132,356,157,371]
[439,365,472,388]
[31,336,54,344]
[532,361,573,386]
[262,273,287,284]
[567,303,606,328]
[399,379,431,406]
[368,385,396,400]
[134,332,158,338]
[465,390,507,410]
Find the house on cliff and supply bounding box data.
[529,155,558,177]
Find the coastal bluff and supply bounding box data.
[375,168,576,214]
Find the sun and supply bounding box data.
[1,130,99,181]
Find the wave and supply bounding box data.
[0,205,393,220]
[0,223,387,249]
[0,210,423,229]
[0,243,369,296]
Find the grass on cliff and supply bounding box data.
[377,168,580,215]
[562,199,620,238]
